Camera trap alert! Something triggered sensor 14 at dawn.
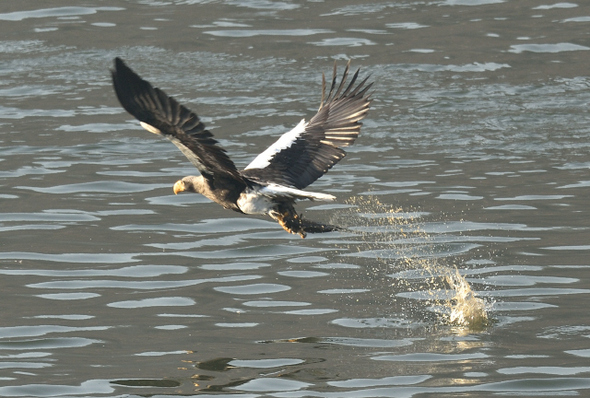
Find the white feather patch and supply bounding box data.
[237,190,275,215]
[261,184,336,201]
[237,184,335,215]
[244,119,307,170]
[140,121,161,135]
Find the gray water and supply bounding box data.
[2,0,590,396]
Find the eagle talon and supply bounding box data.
[271,209,306,238]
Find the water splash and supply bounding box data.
[338,196,490,331]
[445,268,489,330]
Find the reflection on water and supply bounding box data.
[2,0,590,396]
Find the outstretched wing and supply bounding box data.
[111,57,243,182]
[241,61,372,190]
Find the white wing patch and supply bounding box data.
[140,121,161,135]
[237,183,335,215]
[261,184,336,201]
[244,119,307,170]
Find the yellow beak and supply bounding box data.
[173,180,185,195]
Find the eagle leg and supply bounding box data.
[270,208,307,238]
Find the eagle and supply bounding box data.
[111,57,372,238]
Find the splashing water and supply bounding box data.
[446,268,489,330]
[338,196,490,331]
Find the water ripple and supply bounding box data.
[16,181,167,194]
[0,325,109,339]
[108,296,195,309]
[0,6,123,21]
[0,252,138,263]
[214,283,290,295]
[28,274,261,290]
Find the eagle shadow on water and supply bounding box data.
[111,57,372,238]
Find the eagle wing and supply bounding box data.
[241,61,372,189]
[111,57,243,183]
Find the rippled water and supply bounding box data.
[2,1,590,396]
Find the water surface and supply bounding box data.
[1,0,590,396]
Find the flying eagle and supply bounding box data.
[111,57,372,238]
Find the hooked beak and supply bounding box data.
[173,180,185,195]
